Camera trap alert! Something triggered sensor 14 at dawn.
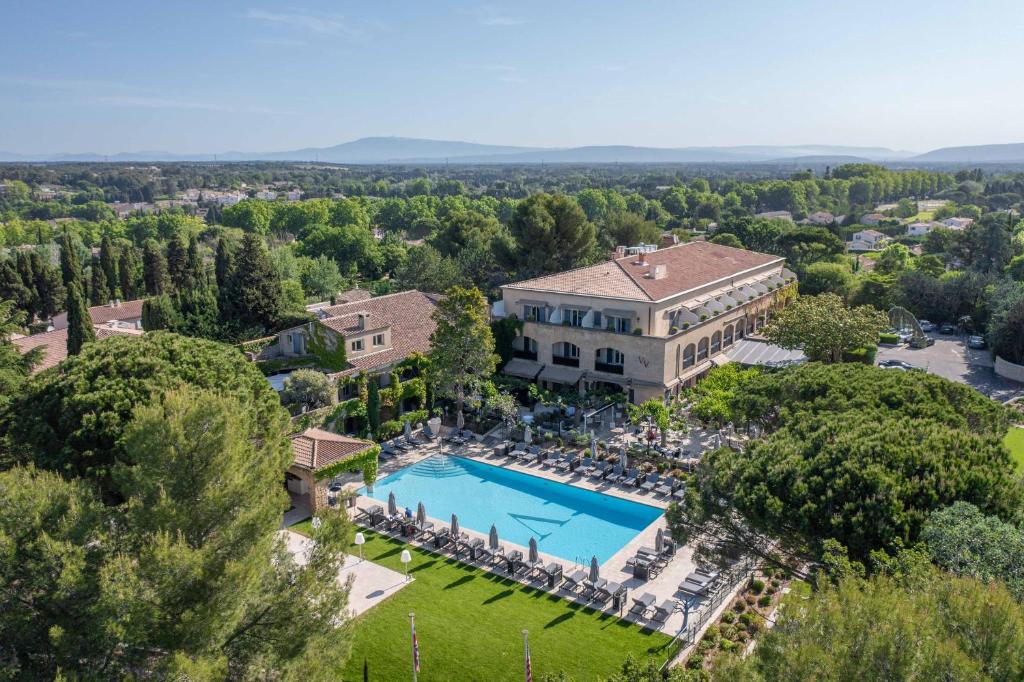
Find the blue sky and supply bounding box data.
[1,0,1021,154]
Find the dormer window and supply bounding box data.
[372,333,385,346]
[351,339,364,352]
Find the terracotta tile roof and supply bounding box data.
[317,290,440,377]
[12,325,143,373]
[88,299,144,324]
[506,241,783,303]
[290,427,375,471]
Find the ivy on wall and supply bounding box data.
[314,444,380,487]
[491,316,524,370]
[306,322,348,371]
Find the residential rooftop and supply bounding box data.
[504,241,783,302]
[12,325,144,373]
[290,427,375,471]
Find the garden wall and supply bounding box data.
[995,355,1024,383]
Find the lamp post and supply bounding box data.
[400,548,412,580]
[354,532,365,561]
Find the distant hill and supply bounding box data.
[232,137,546,163]
[912,143,1024,163]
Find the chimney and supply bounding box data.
[638,252,647,266]
[108,299,114,308]
[649,264,668,280]
[614,245,627,259]
[357,312,370,330]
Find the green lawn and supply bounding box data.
[294,527,672,681]
[1005,427,1024,472]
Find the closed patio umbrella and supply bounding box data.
[528,537,539,565]
[416,502,426,526]
[456,410,465,431]
[590,433,598,458]
[655,528,664,553]
[451,513,460,537]
[489,524,500,550]
[620,446,628,470]
[388,492,398,517]
[524,424,532,445]
[589,556,600,583]
[404,419,412,440]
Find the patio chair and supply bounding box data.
[640,472,661,493]
[462,537,484,560]
[555,455,577,473]
[677,579,710,597]
[561,569,586,593]
[588,461,608,480]
[576,457,594,476]
[353,504,382,524]
[672,485,687,501]
[655,476,677,497]
[581,577,607,600]
[621,467,642,487]
[537,562,564,589]
[390,438,410,452]
[516,447,536,464]
[605,464,625,483]
[414,520,435,540]
[592,580,621,604]
[528,445,542,460]
[422,422,438,440]
[651,600,676,623]
[505,550,527,575]
[629,592,656,617]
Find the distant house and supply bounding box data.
[12,325,143,373]
[286,190,304,201]
[860,213,887,226]
[286,428,376,513]
[940,217,973,230]
[755,210,793,222]
[255,190,277,201]
[52,298,145,331]
[849,229,887,251]
[805,211,835,225]
[907,221,943,237]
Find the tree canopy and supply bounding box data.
[764,293,888,363]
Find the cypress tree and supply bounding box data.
[66,281,95,356]
[142,239,169,296]
[141,294,179,331]
[90,257,110,306]
[15,251,39,320]
[214,237,234,291]
[32,253,64,321]
[185,234,204,290]
[119,245,138,300]
[99,235,119,297]
[166,236,188,292]
[223,233,282,333]
[0,260,31,315]
[367,379,381,436]
[59,232,81,287]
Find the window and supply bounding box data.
[591,311,602,328]
[697,338,709,362]
[524,304,547,323]
[683,344,696,368]
[351,339,364,352]
[607,316,631,333]
[567,308,586,327]
[724,325,734,347]
[711,331,722,354]
[373,333,385,346]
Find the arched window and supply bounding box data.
[736,318,746,339]
[697,337,709,362]
[683,343,696,368]
[711,331,722,354]
[514,335,538,359]
[675,345,680,376]
[724,325,734,347]
[552,341,580,367]
[595,347,624,374]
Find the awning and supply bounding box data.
[517,299,550,308]
[603,308,635,319]
[503,358,543,380]
[561,304,591,312]
[726,339,806,367]
[538,364,585,386]
[711,355,732,367]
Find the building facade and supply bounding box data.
[493,241,796,403]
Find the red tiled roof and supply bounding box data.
[317,290,440,377]
[506,241,782,302]
[290,427,375,471]
[88,299,144,325]
[12,325,143,373]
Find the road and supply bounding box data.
[875,333,1023,402]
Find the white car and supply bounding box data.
[918,320,936,332]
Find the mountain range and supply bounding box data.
[2,137,1023,164]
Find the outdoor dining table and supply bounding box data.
[505,549,524,575]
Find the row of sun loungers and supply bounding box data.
[677,568,721,597]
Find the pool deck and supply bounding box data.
[325,436,744,638]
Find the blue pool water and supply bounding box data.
[360,455,662,564]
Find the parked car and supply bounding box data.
[918,320,936,332]
[879,359,922,372]
[939,322,957,334]
[967,335,987,349]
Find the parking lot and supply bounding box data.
[875,333,1023,402]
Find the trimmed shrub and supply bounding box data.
[750,578,765,594]
[758,594,772,607]
[842,345,878,364]
[720,611,736,624]
[878,332,900,344]
[685,655,704,670]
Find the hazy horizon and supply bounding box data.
[1,0,1022,155]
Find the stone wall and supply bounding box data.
[995,355,1024,383]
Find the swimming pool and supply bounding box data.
[360,455,662,564]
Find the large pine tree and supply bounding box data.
[223,234,283,334]
[66,281,95,356]
[142,239,168,295]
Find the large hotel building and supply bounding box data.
[492,241,796,403]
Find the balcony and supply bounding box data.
[551,355,580,368]
[594,361,624,375]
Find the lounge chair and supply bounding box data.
[629,592,656,617]
[462,537,484,559]
[414,520,435,539]
[592,580,620,604]
[640,473,661,493]
[605,464,625,484]
[391,438,410,451]
[588,461,608,480]
[635,546,669,566]
[576,457,594,476]
[672,485,687,501]
[422,423,438,440]
[561,569,586,593]
[353,504,383,524]
[677,579,710,597]
[505,550,527,575]
[555,455,577,473]
[581,577,607,599]
[651,599,676,623]
[516,447,536,464]
[537,562,564,588]
[621,467,642,487]
[655,476,677,496]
